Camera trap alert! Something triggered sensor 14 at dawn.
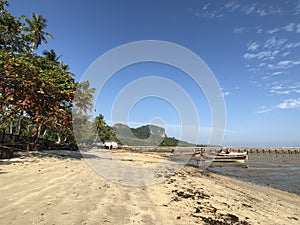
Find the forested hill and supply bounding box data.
[112,123,194,147]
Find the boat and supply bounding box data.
[207,153,248,163]
[193,148,248,163]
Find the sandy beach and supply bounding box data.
[0,150,299,225]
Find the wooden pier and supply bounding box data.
[124,146,300,154]
[239,147,300,154]
[196,147,300,154]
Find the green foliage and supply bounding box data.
[0,1,54,52]
[72,80,98,145]
[131,126,151,139]
[94,114,117,142]
[0,1,195,148]
[131,125,165,139]
[72,112,95,144]
[113,123,195,146]
[0,1,121,147]
[159,137,179,146]
[0,50,76,141]
[0,1,30,52]
[73,81,96,114]
[0,1,78,144]
[21,13,54,50]
[43,49,61,62]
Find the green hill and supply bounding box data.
[112,123,194,147]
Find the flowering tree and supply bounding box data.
[0,51,76,142]
[0,1,76,144]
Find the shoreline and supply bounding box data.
[0,149,299,224]
[202,152,300,196]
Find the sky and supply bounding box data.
[9,0,300,147]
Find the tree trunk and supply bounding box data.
[42,129,47,138]
[1,129,5,143]
[17,111,24,136]
[57,135,61,144]
[9,121,13,134]
[34,125,41,143]
[17,112,23,142]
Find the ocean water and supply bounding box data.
[205,153,300,195]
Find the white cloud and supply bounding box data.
[266,63,276,70]
[189,6,224,20]
[258,62,266,67]
[201,9,224,19]
[270,90,291,94]
[277,60,300,69]
[202,3,210,11]
[264,23,300,35]
[240,4,281,17]
[295,1,300,15]
[266,28,280,34]
[220,88,232,97]
[256,27,263,34]
[193,1,283,22]
[285,42,300,49]
[271,84,283,90]
[275,98,300,109]
[256,106,271,114]
[283,23,295,32]
[290,83,300,89]
[243,50,279,60]
[247,41,259,51]
[261,81,300,113]
[234,27,247,34]
[242,4,256,15]
[282,52,290,57]
[269,82,300,95]
[271,71,284,76]
[224,1,240,12]
[256,98,300,113]
[267,6,282,15]
[256,8,267,16]
[257,6,282,16]
[263,36,287,50]
[297,23,300,33]
[243,27,300,76]
[265,60,300,70]
[222,91,231,97]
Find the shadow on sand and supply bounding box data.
[0,149,101,167]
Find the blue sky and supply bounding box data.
[9,0,300,147]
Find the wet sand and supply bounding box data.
[0,150,299,225]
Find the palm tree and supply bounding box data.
[59,63,75,77]
[60,63,70,71]
[94,114,106,134]
[74,81,96,114]
[94,114,115,142]
[22,13,53,50]
[43,49,60,62]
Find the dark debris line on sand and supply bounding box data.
[164,171,250,225]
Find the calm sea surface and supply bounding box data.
[205,153,300,195]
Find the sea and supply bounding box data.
[204,153,300,195]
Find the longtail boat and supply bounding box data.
[193,149,248,163]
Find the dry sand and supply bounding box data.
[0,150,299,225]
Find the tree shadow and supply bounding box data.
[0,159,26,166]
[0,149,100,167]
